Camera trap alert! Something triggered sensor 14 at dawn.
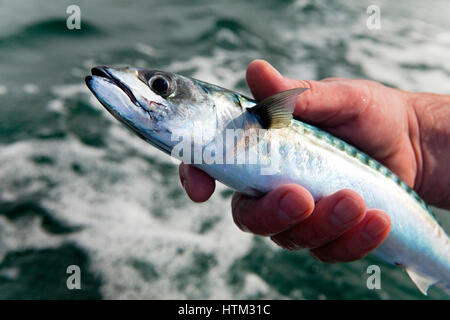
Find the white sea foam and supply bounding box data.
[51,84,89,98]
[166,48,254,91]
[23,83,39,94]
[0,84,258,299]
[47,99,65,114]
[0,85,7,95]
[135,43,160,57]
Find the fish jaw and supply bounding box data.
[85,66,233,160]
[85,67,174,154]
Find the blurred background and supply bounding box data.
[0,0,449,299]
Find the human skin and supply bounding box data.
[178,59,450,262]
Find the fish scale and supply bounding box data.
[295,119,432,215]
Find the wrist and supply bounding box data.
[409,91,450,208]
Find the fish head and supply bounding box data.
[85,66,219,155]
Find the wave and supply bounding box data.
[0,18,103,47]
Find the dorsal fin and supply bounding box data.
[405,267,439,295]
[247,87,308,129]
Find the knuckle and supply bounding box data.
[336,188,360,200]
[294,80,315,109]
[309,250,336,263]
[271,235,300,251]
[340,242,367,262]
[320,77,342,82]
[285,228,315,249]
[306,225,328,248]
[297,79,314,91]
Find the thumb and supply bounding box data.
[246,60,369,126]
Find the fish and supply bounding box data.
[85,66,450,295]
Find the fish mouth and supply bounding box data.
[85,66,139,106]
[85,66,173,155]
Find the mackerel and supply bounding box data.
[85,66,450,295]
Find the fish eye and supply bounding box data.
[149,75,172,97]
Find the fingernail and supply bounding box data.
[331,197,362,227]
[362,215,390,241]
[180,164,188,191]
[231,195,250,233]
[279,192,308,221]
[271,235,298,250]
[182,178,188,192]
[231,193,240,213]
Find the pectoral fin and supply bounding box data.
[405,267,439,295]
[248,87,308,129]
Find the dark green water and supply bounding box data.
[0,0,449,299]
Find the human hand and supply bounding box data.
[179,59,449,262]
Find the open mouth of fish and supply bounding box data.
[85,66,173,155]
[85,66,139,106]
